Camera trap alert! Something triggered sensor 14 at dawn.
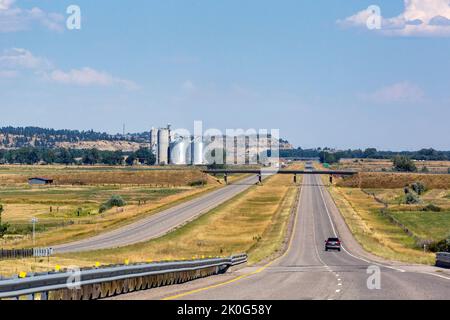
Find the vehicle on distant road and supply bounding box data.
[325,237,341,251]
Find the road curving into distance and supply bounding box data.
[114,174,450,300]
[54,175,262,253]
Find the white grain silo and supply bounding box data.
[191,136,204,165]
[157,128,170,165]
[170,137,191,165]
[150,127,159,159]
[150,127,158,148]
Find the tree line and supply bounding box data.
[0,147,155,165]
[280,148,450,163]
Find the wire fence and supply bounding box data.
[0,249,33,260]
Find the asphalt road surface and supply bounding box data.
[114,174,450,300]
[54,175,260,253]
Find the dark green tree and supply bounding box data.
[125,154,137,166]
[134,147,156,165]
[393,156,417,172]
[82,148,100,165]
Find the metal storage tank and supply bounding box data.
[191,137,204,165]
[170,137,191,165]
[157,128,170,165]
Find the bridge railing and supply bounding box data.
[0,254,247,300]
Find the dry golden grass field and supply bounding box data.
[0,165,238,249]
[0,167,301,277]
[336,172,450,189]
[0,165,214,186]
[337,159,450,173]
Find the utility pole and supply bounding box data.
[31,217,38,247]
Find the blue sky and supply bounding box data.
[1,0,449,150]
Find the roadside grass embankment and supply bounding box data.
[0,170,300,277]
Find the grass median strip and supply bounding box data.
[0,172,299,277]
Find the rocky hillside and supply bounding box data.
[0,127,149,151]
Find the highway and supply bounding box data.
[113,174,450,300]
[54,175,260,253]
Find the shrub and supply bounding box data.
[428,237,450,253]
[421,166,429,173]
[411,182,426,195]
[393,156,417,172]
[405,192,420,204]
[107,195,126,207]
[422,204,442,212]
[99,204,109,214]
[99,195,126,213]
[189,180,207,187]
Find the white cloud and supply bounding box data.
[48,68,139,90]
[361,81,425,103]
[0,0,64,32]
[338,0,450,37]
[0,48,139,90]
[0,0,14,10]
[0,48,52,70]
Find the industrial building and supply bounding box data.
[150,125,277,166]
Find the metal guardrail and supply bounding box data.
[0,254,247,300]
[436,252,450,268]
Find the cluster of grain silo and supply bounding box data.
[150,125,207,166]
[150,125,276,166]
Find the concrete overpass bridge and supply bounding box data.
[203,169,357,184]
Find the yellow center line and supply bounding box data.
[162,185,302,300]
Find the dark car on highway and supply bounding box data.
[325,237,341,251]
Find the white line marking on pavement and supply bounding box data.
[317,183,406,273]
[424,272,450,281]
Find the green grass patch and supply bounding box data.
[389,210,450,241]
